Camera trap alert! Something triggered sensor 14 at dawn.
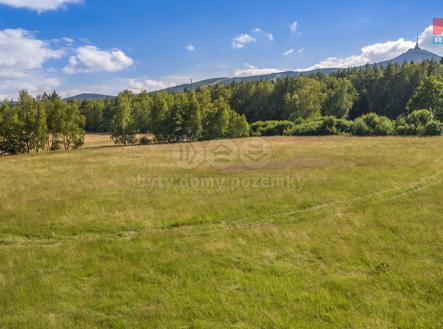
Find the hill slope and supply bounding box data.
[377,44,441,66]
[157,45,441,93]
[65,45,441,98]
[63,93,111,101]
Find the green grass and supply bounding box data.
[1,136,443,328]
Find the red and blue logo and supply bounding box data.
[434,18,443,44]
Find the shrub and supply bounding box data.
[50,139,62,151]
[73,136,85,149]
[0,135,26,155]
[395,110,442,136]
[317,116,338,135]
[335,118,353,134]
[139,136,151,145]
[407,109,434,126]
[251,120,295,136]
[287,120,323,136]
[112,134,137,145]
[352,118,371,136]
[423,120,442,136]
[374,117,395,136]
[352,113,394,136]
[395,124,416,136]
[285,116,352,136]
[415,124,426,136]
[250,121,266,136]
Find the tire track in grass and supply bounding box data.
[171,170,443,236]
[0,230,139,247]
[1,171,442,245]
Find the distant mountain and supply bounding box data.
[63,93,111,101]
[214,68,340,85]
[65,44,441,100]
[159,68,341,93]
[161,77,229,93]
[63,69,342,99]
[157,44,440,94]
[377,43,441,66]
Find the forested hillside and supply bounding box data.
[78,60,443,139]
[1,60,443,155]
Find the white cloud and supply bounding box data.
[361,39,415,63]
[253,28,274,41]
[299,26,443,72]
[232,34,256,48]
[62,37,74,45]
[58,78,135,98]
[0,0,82,12]
[128,78,175,93]
[418,25,443,56]
[0,29,63,77]
[63,45,134,74]
[0,28,64,99]
[298,48,305,54]
[283,49,294,56]
[186,44,195,52]
[0,76,60,99]
[300,55,368,71]
[234,64,280,77]
[290,21,299,33]
[300,37,418,71]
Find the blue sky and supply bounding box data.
[0,0,441,98]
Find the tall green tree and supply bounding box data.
[284,77,326,120]
[227,112,250,138]
[167,93,187,141]
[132,91,152,133]
[17,91,39,152]
[184,91,203,140]
[34,102,49,152]
[46,96,67,150]
[150,93,173,141]
[62,102,85,149]
[0,102,25,155]
[80,100,105,132]
[110,91,136,145]
[203,97,231,139]
[407,76,443,120]
[323,77,356,118]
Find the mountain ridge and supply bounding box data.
[64,45,441,100]
[64,93,111,101]
[376,44,441,66]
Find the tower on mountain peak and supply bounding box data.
[415,35,420,49]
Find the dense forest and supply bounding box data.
[1,60,443,155]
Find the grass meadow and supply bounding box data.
[0,135,442,328]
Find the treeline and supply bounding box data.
[78,60,443,140]
[223,59,443,121]
[0,91,84,155]
[2,61,443,155]
[251,109,441,137]
[80,90,250,145]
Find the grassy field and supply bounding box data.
[1,135,442,328]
